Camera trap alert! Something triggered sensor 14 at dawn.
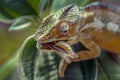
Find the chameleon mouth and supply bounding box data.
[40,42,55,50]
[40,41,77,63]
[40,41,64,50]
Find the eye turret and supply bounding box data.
[53,20,70,38]
[58,22,69,35]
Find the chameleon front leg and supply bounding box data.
[72,33,101,62]
[59,33,101,78]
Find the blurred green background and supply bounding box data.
[0,0,119,80]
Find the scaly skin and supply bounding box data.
[34,2,120,78]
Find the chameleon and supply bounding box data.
[34,2,120,78]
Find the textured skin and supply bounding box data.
[34,2,120,78]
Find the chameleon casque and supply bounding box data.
[34,2,120,78]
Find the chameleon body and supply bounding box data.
[34,2,120,78]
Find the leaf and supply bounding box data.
[26,0,41,13]
[8,16,33,31]
[0,0,38,18]
[72,0,91,6]
[19,35,38,80]
[51,0,72,13]
[19,36,60,80]
[39,0,51,12]
[98,51,120,80]
[51,0,91,12]
[64,62,83,80]
[35,52,60,80]
[0,8,16,24]
[0,5,19,19]
[81,59,98,80]
[0,54,18,80]
[19,36,59,80]
[0,11,13,23]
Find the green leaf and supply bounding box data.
[26,0,41,13]
[64,62,83,80]
[8,16,33,31]
[72,0,91,6]
[19,35,38,80]
[98,51,120,80]
[51,0,91,12]
[19,35,60,80]
[0,54,18,80]
[39,0,51,12]
[51,0,72,12]
[0,0,38,18]
[0,12,13,27]
[35,52,60,80]
[81,59,98,80]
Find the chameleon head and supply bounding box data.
[34,4,86,60]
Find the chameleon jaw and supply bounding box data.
[38,41,78,63]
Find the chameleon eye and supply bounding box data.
[58,22,69,35]
[60,23,69,32]
[53,20,71,38]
